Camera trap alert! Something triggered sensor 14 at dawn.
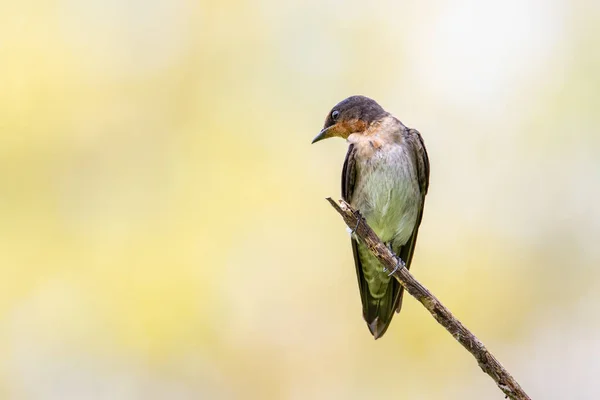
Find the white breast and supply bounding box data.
[351,143,420,245]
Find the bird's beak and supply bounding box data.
[311,124,343,144]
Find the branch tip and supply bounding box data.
[324,196,530,400]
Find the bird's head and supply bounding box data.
[312,95,388,144]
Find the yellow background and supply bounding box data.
[1,0,599,399]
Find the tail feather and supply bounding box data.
[352,239,402,339]
[365,283,403,339]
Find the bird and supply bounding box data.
[312,95,430,339]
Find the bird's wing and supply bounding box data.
[392,127,430,312]
[341,144,357,202]
[342,145,399,338]
[342,145,369,307]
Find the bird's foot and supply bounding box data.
[387,257,406,277]
[351,217,361,235]
[382,243,394,273]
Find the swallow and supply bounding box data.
[312,95,430,339]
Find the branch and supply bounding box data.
[326,198,531,400]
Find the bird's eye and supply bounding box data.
[331,110,340,121]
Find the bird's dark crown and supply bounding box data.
[323,95,388,130]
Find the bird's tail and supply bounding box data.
[352,240,403,339]
[364,280,403,339]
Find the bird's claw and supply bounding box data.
[382,243,394,272]
[351,217,361,235]
[388,257,406,276]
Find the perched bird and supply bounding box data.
[312,95,430,339]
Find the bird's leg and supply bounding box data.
[388,257,406,277]
[351,217,361,235]
[382,242,394,272]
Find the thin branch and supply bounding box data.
[326,198,531,400]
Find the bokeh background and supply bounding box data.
[1,0,599,399]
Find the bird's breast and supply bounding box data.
[350,142,420,245]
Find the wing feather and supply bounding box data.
[392,128,430,312]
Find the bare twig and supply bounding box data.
[326,198,531,400]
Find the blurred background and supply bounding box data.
[1,0,599,399]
